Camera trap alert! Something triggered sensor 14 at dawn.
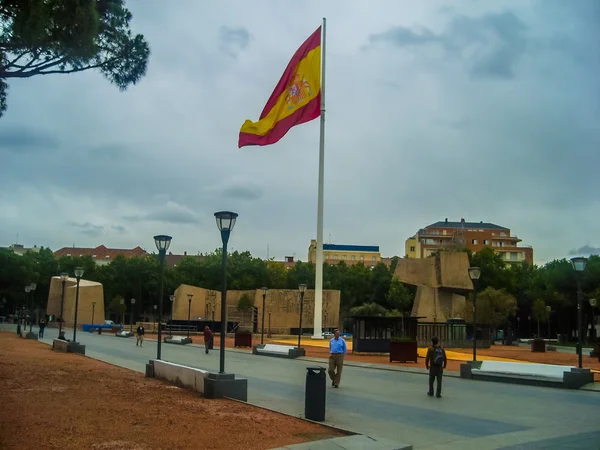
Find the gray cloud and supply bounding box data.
[111,225,127,234]
[124,201,200,225]
[369,10,530,79]
[569,245,600,256]
[0,127,59,153]
[68,222,105,238]
[218,26,251,58]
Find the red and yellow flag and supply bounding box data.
[238,27,321,148]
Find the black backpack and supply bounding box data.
[433,347,445,366]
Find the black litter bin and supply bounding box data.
[305,366,326,421]
[97,327,102,335]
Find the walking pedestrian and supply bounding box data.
[136,324,145,347]
[39,318,46,338]
[426,336,447,398]
[328,329,347,388]
[203,326,213,354]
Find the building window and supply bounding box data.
[472,239,478,245]
[66,253,71,257]
[498,242,504,247]
[510,252,518,260]
[442,230,447,235]
[334,255,338,260]
[410,246,415,252]
[343,255,347,260]
[372,256,376,261]
[351,255,355,260]
[484,240,489,245]
[360,256,364,261]
[500,232,507,236]
[431,230,440,235]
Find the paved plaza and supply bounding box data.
[4,324,600,449]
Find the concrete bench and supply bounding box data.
[115,331,134,338]
[164,336,192,345]
[252,344,306,359]
[462,361,593,389]
[52,339,86,355]
[151,360,209,394]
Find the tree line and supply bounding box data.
[1,247,599,337]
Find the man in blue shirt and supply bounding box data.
[328,329,347,388]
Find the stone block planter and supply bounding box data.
[531,339,546,353]
[164,336,192,345]
[389,340,418,363]
[234,332,253,348]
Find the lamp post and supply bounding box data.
[169,295,175,338]
[590,298,597,340]
[120,298,125,328]
[187,293,193,338]
[468,267,481,362]
[29,283,37,332]
[154,234,172,360]
[59,273,69,339]
[153,304,157,331]
[571,256,587,369]
[25,285,31,328]
[91,302,96,328]
[546,305,552,339]
[268,312,272,338]
[297,284,307,349]
[73,267,84,343]
[260,287,268,345]
[130,298,136,333]
[214,210,238,374]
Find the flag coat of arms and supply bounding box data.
[238,27,322,148]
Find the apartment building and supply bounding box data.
[405,218,534,265]
[308,239,383,267]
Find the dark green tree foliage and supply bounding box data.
[0,0,149,117]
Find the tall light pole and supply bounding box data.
[29,283,37,332]
[468,267,481,362]
[130,298,136,333]
[169,295,175,338]
[91,302,96,328]
[153,304,157,331]
[24,285,31,327]
[214,210,238,374]
[154,234,172,361]
[120,297,125,328]
[187,293,193,338]
[297,284,307,349]
[59,273,69,340]
[571,256,587,369]
[73,267,84,343]
[590,298,597,340]
[260,287,268,345]
[546,305,552,339]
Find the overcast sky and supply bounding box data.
[0,0,598,265]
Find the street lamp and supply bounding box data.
[72,267,84,343]
[25,285,30,326]
[154,234,172,361]
[214,210,238,374]
[120,298,125,328]
[468,267,481,362]
[28,283,37,333]
[591,298,598,340]
[91,302,96,328]
[260,287,268,345]
[297,284,307,349]
[187,293,193,338]
[570,256,587,368]
[130,298,136,333]
[169,295,175,337]
[153,304,158,331]
[546,305,552,339]
[59,273,69,339]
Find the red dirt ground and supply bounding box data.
[0,332,344,450]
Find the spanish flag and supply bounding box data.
[238,27,321,148]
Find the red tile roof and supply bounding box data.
[54,245,148,260]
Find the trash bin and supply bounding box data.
[305,366,326,421]
[97,327,102,335]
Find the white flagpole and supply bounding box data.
[312,17,326,339]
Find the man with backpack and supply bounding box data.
[425,336,447,398]
[136,324,145,347]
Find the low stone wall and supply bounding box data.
[152,360,209,394]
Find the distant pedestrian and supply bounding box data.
[426,336,447,398]
[39,318,46,338]
[328,329,347,388]
[136,325,145,347]
[203,326,213,354]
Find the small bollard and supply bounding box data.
[305,366,326,421]
[16,324,22,337]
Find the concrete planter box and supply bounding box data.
[252,344,306,359]
[389,341,418,363]
[234,332,252,348]
[52,339,86,355]
[25,332,38,340]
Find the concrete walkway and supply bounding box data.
[4,325,600,450]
